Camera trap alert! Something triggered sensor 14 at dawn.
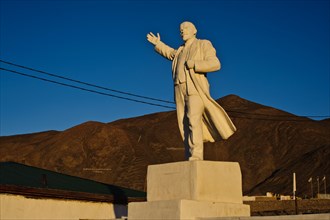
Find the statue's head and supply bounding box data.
[180,21,197,42]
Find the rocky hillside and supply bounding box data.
[1,95,329,196]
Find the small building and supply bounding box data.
[0,162,146,219]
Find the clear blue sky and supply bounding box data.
[1,0,329,136]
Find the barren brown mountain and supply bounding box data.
[1,95,329,197]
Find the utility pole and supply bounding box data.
[293,172,297,214]
[308,177,313,198]
[317,176,320,198]
[322,176,327,194]
[293,172,296,199]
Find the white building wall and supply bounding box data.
[0,193,127,220]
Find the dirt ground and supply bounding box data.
[244,199,330,216]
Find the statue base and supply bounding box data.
[129,199,250,219]
[128,161,250,219]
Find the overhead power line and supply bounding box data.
[228,110,329,119]
[1,61,329,120]
[0,59,175,104]
[229,113,323,121]
[0,67,176,110]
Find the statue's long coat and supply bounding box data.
[155,38,236,142]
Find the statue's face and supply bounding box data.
[180,22,196,42]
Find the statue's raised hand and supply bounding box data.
[147,32,160,46]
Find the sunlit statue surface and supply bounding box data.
[147,21,236,161]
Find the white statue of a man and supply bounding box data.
[147,21,236,161]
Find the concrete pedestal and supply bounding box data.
[128,161,250,219]
[129,199,250,219]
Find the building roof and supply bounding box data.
[0,162,146,204]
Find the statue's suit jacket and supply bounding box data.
[155,38,236,142]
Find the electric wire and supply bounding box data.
[0,59,175,104]
[1,62,329,120]
[0,67,176,110]
[227,110,329,119]
[229,114,317,122]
